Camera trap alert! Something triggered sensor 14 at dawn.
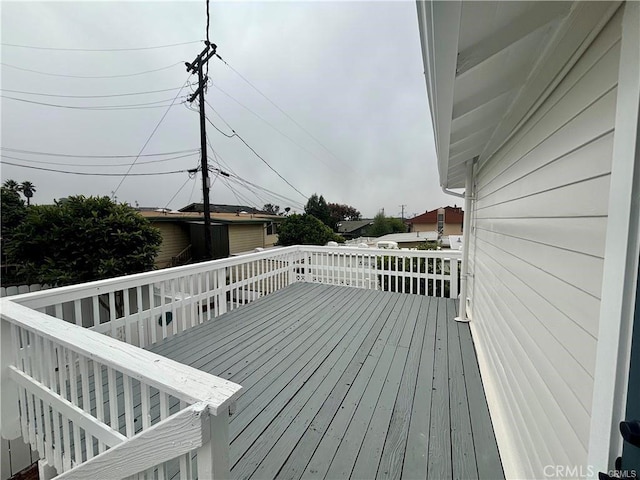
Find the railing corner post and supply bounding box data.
[450,257,459,299]
[1,317,21,440]
[197,408,230,479]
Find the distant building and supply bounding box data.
[406,206,463,236]
[374,231,439,249]
[336,220,374,239]
[139,209,283,267]
[178,203,270,215]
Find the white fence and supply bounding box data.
[0,245,460,478]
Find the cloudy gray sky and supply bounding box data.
[1,1,455,219]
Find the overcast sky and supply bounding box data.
[1,1,456,219]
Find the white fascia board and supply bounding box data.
[417,0,462,188]
[588,1,640,474]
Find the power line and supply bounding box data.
[208,84,335,171]
[1,61,183,79]
[2,95,186,110]
[2,160,191,176]
[215,52,352,172]
[164,171,198,209]
[1,152,199,167]
[0,85,190,98]
[206,147,304,209]
[201,99,306,199]
[204,113,235,138]
[0,147,199,158]
[1,40,202,52]
[111,78,192,198]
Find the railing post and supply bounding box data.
[449,257,459,299]
[197,407,230,479]
[1,318,21,440]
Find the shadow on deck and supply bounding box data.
[148,283,504,479]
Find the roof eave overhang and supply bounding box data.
[419,1,622,190]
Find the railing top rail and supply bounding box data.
[298,245,463,258]
[8,244,461,309]
[1,299,242,414]
[10,245,301,308]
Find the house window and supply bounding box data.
[437,213,444,233]
[267,222,277,235]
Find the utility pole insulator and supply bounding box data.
[187,43,216,260]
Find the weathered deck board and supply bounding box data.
[142,283,503,479]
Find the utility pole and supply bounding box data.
[399,204,406,221]
[186,41,217,260]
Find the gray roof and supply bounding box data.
[336,220,373,234]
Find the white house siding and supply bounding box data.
[468,8,622,478]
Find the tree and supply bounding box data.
[263,203,280,215]
[328,202,361,230]
[20,181,36,206]
[276,214,344,246]
[366,212,407,237]
[0,187,27,285]
[3,179,20,192]
[304,194,331,227]
[4,196,162,286]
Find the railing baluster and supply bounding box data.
[178,400,191,478]
[123,288,132,344]
[170,279,178,336]
[108,291,117,339]
[107,366,118,432]
[79,355,93,459]
[93,361,106,453]
[148,283,158,345]
[189,275,196,328]
[92,295,100,328]
[136,286,145,348]
[67,350,82,464]
[123,375,134,438]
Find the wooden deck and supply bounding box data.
[148,282,503,479]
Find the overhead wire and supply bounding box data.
[0,152,199,167]
[111,77,192,198]
[0,147,199,158]
[215,52,350,171]
[0,85,191,98]
[2,161,191,176]
[2,95,187,110]
[1,61,183,79]
[206,144,304,209]
[163,170,199,209]
[208,84,335,171]
[205,136,295,209]
[201,99,306,199]
[1,40,202,51]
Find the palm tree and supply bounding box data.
[3,179,20,192]
[20,181,36,206]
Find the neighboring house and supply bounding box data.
[178,203,270,215]
[140,209,283,266]
[406,205,463,236]
[419,1,639,478]
[374,231,439,249]
[336,219,374,239]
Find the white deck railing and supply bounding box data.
[0,245,460,478]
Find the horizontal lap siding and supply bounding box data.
[229,224,265,254]
[152,222,190,268]
[469,9,622,478]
